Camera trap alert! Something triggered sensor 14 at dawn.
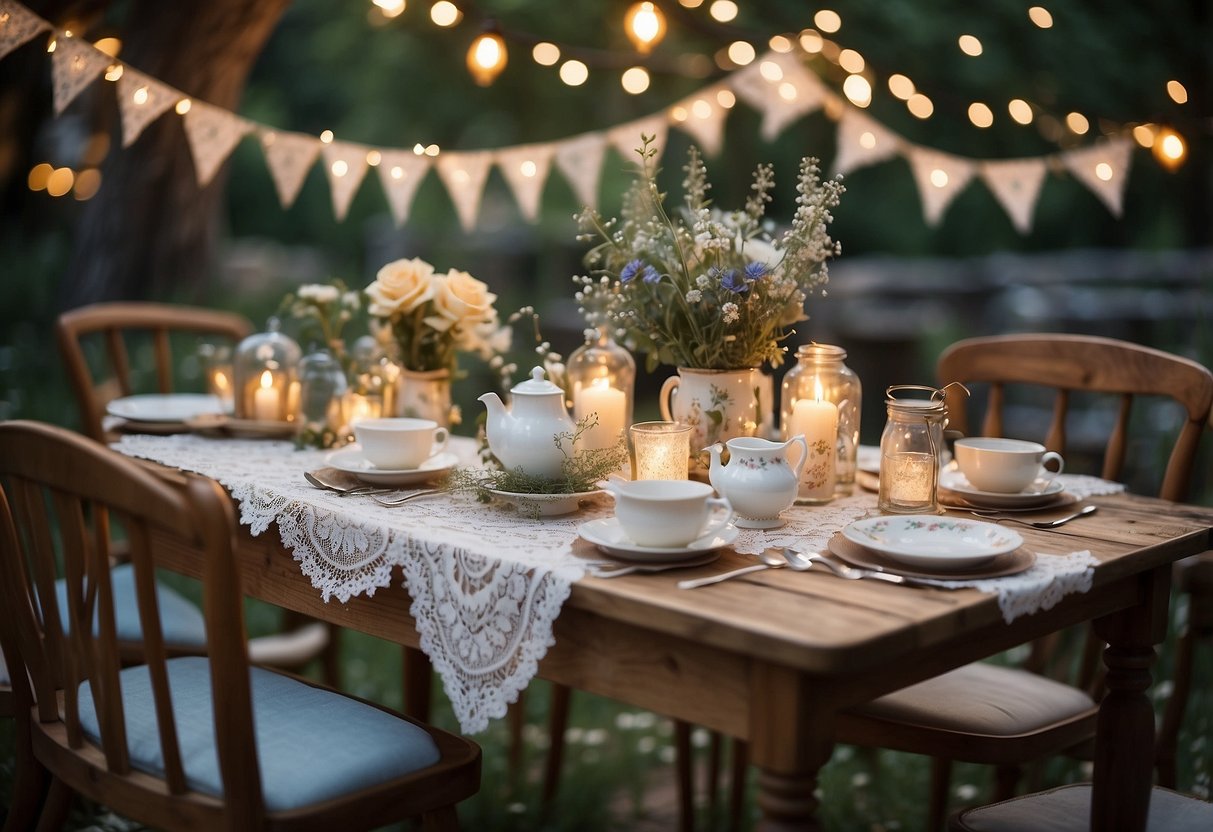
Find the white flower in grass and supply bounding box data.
[685,289,702,303]
[721,302,740,324]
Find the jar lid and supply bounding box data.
[885,384,947,414]
[511,366,564,395]
[796,343,847,361]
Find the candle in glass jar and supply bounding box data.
[788,380,838,501]
[575,379,627,450]
[252,370,280,421]
[208,367,234,413]
[630,421,691,480]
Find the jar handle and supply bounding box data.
[659,375,680,421]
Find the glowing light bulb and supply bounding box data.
[1008,98,1033,125]
[727,41,756,66]
[759,60,782,82]
[47,167,75,197]
[330,160,348,177]
[709,1,738,23]
[132,86,149,106]
[467,28,508,86]
[799,30,824,53]
[27,163,53,191]
[93,37,122,57]
[930,169,949,188]
[373,0,406,18]
[1028,6,1053,28]
[175,98,191,115]
[888,74,915,100]
[430,1,460,27]
[1132,124,1156,148]
[625,2,666,53]
[559,60,588,86]
[968,102,993,128]
[1153,128,1187,170]
[859,131,876,150]
[1094,162,1113,182]
[814,9,841,33]
[533,42,560,65]
[366,150,382,166]
[843,74,872,108]
[1167,80,1188,105]
[958,34,983,56]
[104,64,123,82]
[320,130,335,144]
[520,160,537,177]
[769,35,793,53]
[621,66,650,94]
[1065,112,1089,135]
[839,49,865,73]
[907,93,934,119]
[716,89,736,108]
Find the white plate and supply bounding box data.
[578,518,739,563]
[107,393,224,423]
[842,515,1023,570]
[325,447,458,486]
[939,469,1065,508]
[488,489,603,517]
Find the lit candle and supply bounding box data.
[252,370,280,422]
[575,378,627,450]
[630,421,691,480]
[883,452,936,507]
[208,367,234,413]
[343,392,382,431]
[788,379,838,501]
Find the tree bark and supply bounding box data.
[58,0,291,307]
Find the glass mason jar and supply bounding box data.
[297,349,348,436]
[233,318,301,423]
[878,384,947,515]
[780,343,862,498]
[567,326,635,451]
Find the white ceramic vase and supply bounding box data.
[394,367,453,428]
[659,367,761,474]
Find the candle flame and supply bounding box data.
[814,378,824,402]
[591,377,611,390]
[259,370,274,389]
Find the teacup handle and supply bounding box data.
[1039,451,1064,483]
[431,427,450,455]
[786,434,809,480]
[699,496,735,539]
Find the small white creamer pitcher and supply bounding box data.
[707,435,808,529]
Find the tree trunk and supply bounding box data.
[59,0,291,307]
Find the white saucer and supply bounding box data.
[489,489,602,517]
[939,469,1065,508]
[325,447,458,486]
[577,518,739,563]
[107,393,223,423]
[842,515,1023,570]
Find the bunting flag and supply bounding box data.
[322,140,371,221]
[115,68,178,147]
[0,0,48,60]
[1062,138,1134,216]
[668,88,729,157]
[832,108,901,176]
[182,100,253,186]
[495,143,555,222]
[435,150,493,231]
[607,114,668,165]
[50,34,109,114]
[554,131,608,211]
[261,130,321,208]
[908,148,976,226]
[980,158,1048,234]
[376,150,431,226]
[5,0,1149,236]
[732,50,825,140]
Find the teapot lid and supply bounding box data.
[511,366,563,396]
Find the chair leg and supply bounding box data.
[1156,624,1197,788]
[3,713,50,832]
[674,720,695,832]
[34,777,71,832]
[420,805,460,832]
[993,764,1021,801]
[727,739,749,832]
[403,646,433,721]
[540,683,572,806]
[927,756,952,832]
[319,622,342,689]
[706,730,723,812]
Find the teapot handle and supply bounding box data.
[659,375,680,421]
[787,434,810,480]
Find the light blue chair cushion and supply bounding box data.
[77,656,442,811]
[54,563,207,649]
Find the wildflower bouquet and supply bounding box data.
[575,136,844,372]
[365,257,507,374]
[279,279,361,363]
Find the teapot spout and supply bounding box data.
[478,391,506,420]
[705,443,725,492]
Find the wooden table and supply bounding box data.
[150,490,1213,831]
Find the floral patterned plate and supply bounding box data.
[841,515,1023,570]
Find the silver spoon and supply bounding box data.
[677,549,791,589]
[304,469,388,496]
[370,489,442,507]
[968,504,1098,529]
[784,549,913,586]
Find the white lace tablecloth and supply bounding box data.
[112,434,1124,733]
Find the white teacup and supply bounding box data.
[607,480,734,548]
[354,418,449,470]
[954,437,1064,494]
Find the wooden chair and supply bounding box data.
[834,333,1213,828]
[948,783,1213,831]
[55,301,340,685]
[0,421,480,831]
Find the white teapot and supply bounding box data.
[479,366,576,480]
[707,435,808,529]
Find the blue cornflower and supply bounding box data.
[720,268,750,294]
[619,259,644,283]
[744,261,769,280]
[641,265,661,284]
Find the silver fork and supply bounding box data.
[967,504,1098,529]
[784,549,915,586]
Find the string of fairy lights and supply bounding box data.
[18,0,1193,205]
[367,1,1191,167]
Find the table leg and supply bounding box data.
[749,664,834,832]
[1090,566,1170,832]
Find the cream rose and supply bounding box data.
[365,257,435,317]
[430,270,497,325]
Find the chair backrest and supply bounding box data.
[937,333,1213,502]
[0,421,266,826]
[57,302,253,441]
